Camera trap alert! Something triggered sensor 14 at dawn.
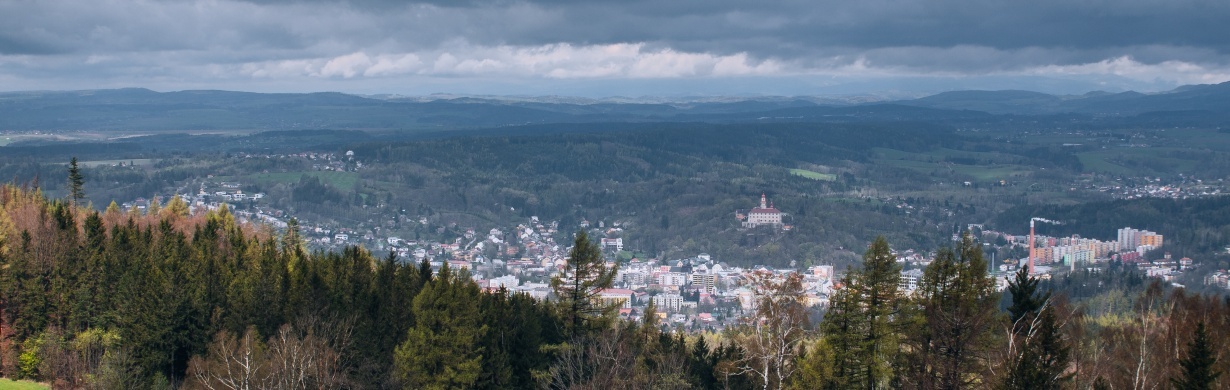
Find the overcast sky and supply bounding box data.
[1,0,1228,97]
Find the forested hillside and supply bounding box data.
[5,117,1230,272]
[332,122,1093,266]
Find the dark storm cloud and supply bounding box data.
[0,0,1227,93]
[439,0,1230,64]
[292,0,1230,53]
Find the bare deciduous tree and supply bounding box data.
[735,271,809,390]
[187,327,266,390]
[186,320,352,390]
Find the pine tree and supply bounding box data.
[67,157,85,204]
[1172,322,1221,390]
[551,230,618,339]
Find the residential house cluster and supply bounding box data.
[586,256,839,331]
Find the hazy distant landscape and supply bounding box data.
[3,83,1230,271]
[1,82,1228,132]
[4,83,1230,389]
[4,0,1230,388]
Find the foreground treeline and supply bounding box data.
[796,236,1228,389]
[0,185,566,389]
[0,184,1227,389]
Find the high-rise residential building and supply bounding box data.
[652,293,684,312]
[1118,227,1162,252]
[1140,233,1164,248]
[692,273,718,294]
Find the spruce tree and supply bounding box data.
[475,288,514,390]
[1172,322,1221,390]
[395,264,487,389]
[1000,261,1070,390]
[418,258,433,285]
[551,230,618,339]
[1001,309,1070,389]
[689,335,718,389]
[1007,265,1046,329]
[67,157,85,203]
[505,292,554,388]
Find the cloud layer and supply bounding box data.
[1,0,1227,95]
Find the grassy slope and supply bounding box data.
[0,379,48,390]
[789,168,836,181]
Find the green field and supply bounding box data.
[790,168,837,181]
[0,379,48,390]
[950,165,1033,181]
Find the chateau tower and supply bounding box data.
[744,193,783,228]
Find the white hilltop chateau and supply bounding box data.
[741,193,783,228]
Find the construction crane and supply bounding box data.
[1029,217,1062,274]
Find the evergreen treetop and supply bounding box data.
[1173,322,1221,390]
[551,230,618,339]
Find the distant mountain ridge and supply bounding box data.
[896,81,1230,115]
[0,82,1226,131]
